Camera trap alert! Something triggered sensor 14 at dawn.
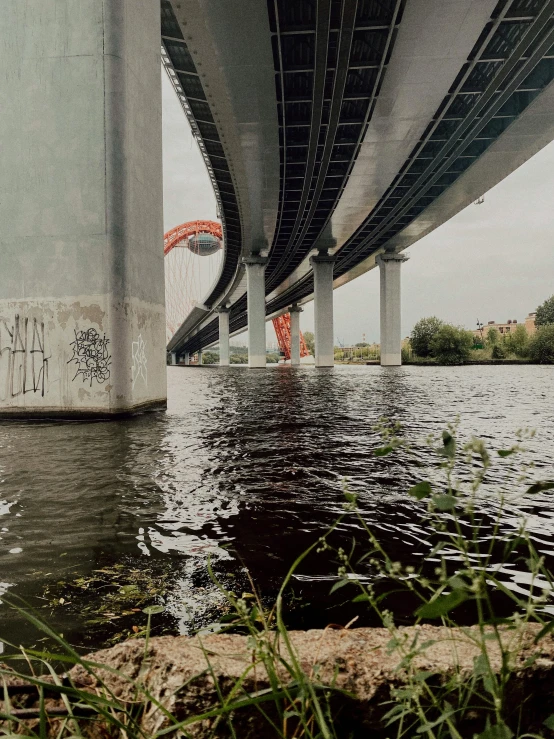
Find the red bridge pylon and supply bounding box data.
[272,313,310,361]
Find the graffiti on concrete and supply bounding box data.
[0,315,50,399]
[68,328,111,386]
[131,334,148,389]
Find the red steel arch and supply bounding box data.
[163,221,310,361]
[163,220,223,340]
[164,220,223,256]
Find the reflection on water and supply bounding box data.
[1,365,553,649]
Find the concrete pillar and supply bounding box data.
[184,352,190,366]
[218,308,230,366]
[310,254,336,367]
[171,353,178,366]
[377,253,408,366]
[197,350,203,366]
[243,257,268,368]
[0,0,165,418]
[289,305,303,366]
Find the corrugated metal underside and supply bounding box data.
[264,0,406,292]
[161,0,242,308]
[178,0,554,354]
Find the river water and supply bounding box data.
[1,365,553,653]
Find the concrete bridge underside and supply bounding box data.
[165,0,554,366]
[1,0,553,416]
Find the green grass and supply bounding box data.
[2,422,554,738]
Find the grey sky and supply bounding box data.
[162,72,554,347]
[162,74,217,229]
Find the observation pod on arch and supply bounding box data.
[163,220,223,257]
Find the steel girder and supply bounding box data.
[161,0,242,310]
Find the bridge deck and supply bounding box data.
[164,0,554,355]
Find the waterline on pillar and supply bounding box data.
[243,257,268,369]
[376,252,408,369]
[310,254,336,368]
[289,304,302,367]
[217,307,231,367]
[381,353,402,367]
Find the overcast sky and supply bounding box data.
[162,72,554,347]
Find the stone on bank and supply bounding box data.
[3,625,554,737]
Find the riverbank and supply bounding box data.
[405,357,535,365]
[3,624,554,737]
[334,358,537,365]
[3,386,554,736]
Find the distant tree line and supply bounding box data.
[176,295,554,367]
[407,294,554,364]
[409,318,474,364]
[334,345,380,362]
[200,347,281,365]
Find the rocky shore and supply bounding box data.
[3,624,554,737]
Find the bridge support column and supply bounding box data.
[243,257,268,368]
[0,0,166,418]
[310,255,336,367]
[377,253,408,367]
[217,308,231,366]
[197,351,203,366]
[289,305,303,366]
[171,353,178,366]
[184,352,190,366]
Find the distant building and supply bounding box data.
[525,312,537,335]
[336,343,380,358]
[474,316,535,341]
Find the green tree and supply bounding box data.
[230,354,248,364]
[504,324,529,357]
[491,342,507,359]
[266,353,280,364]
[410,317,444,357]
[528,324,554,364]
[535,295,554,326]
[303,331,315,356]
[430,324,474,364]
[202,351,219,365]
[486,327,500,346]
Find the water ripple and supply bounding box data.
[0,364,553,646]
